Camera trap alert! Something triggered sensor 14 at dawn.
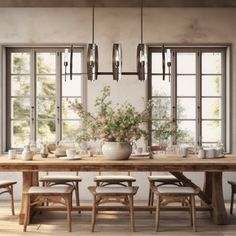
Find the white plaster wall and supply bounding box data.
[0,8,236,201]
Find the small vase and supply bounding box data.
[102,142,132,160]
[40,144,48,158]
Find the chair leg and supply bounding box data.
[155,194,161,232]
[75,182,81,214]
[65,195,72,232]
[9,185,15,216]
[128,195,135,232]
[148,185,153,214]
[91,195,97,232]
[230,189,234,214]
[189,196,193,226]
[191,195,197,232]
[23,194,30,232]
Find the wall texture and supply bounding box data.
[0,7,236,200]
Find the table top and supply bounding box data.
[1,154,236,172]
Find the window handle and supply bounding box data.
[31,106,35,121]
[57,106,60,124]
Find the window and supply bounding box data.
[148,46,229,151]
[5,47,85,150]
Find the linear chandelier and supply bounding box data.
[64,0,148,82]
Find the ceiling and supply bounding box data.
[0,0,236,8]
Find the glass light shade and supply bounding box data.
[166,49,171,63]
[137,43,148,81]
[87,43,98,81]
[112,44,122,81]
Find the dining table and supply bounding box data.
[0,153,236,225]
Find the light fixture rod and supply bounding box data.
[141,0,143,44]
[92,3,95,44]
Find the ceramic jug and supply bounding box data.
[22,145,33,161]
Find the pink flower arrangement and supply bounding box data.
[69,86,152,143]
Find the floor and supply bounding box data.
[0,201,236,236]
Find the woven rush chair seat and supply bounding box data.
[88,186,139,232]
[40,175,82,182]
[23,186,74,232]
[40,173,82,213]
[96,186,136,194]
[148,175,179,183]
[152,186,199,232]
[94,175,136,187]
[228,181,236,214]
[0,181,17,215]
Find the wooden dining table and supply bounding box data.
[0,153,236,225]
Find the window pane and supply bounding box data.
[177,53,196,74]
[62,98,81,119]
[152,75,170,96]
[177,121,196,143]
[37,98,56,119]
[36,52,56,74]
[177,75,196,96]
[11,75,30,96]
[11,98,30,119]
[202,120,221,142]
[151,53,162,73]
[37,75,56,97]
[152,98,171,119]
[202,52,221,74]
[152,120,172,144]
[202,98,221,119]
[11,52,30,74]
[202,75,221,96]
[37,120,56,143]
[62,75,82,96]
[62,52,82,74]
[11,120,30,148]
[62,120,82,141]
[177,98,196,119]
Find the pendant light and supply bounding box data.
[87,4,98,81]
[166,48,171,81]
[112,43,122,81]
[64,48,69,81]
[137,0,148,81]
[63,45,73,81]
[162,44,165,80]
[162,44,171,81]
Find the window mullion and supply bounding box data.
[171,50,177,144]
[196,50,202,146]
[30,49,36,143]
[56,51,62,144]
[221,49,227,150]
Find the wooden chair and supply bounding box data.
[40,172,81,213]
[148,146,182,210]
[228,181,236,214]
[152,186,199,232]
[148,174,182,209]
[88,186,138,232]
[0,181,17,215]
[23,186,73,232]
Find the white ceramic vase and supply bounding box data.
[102,142,132,160]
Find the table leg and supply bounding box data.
[19,171,39,225]
[211,172,228,224]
